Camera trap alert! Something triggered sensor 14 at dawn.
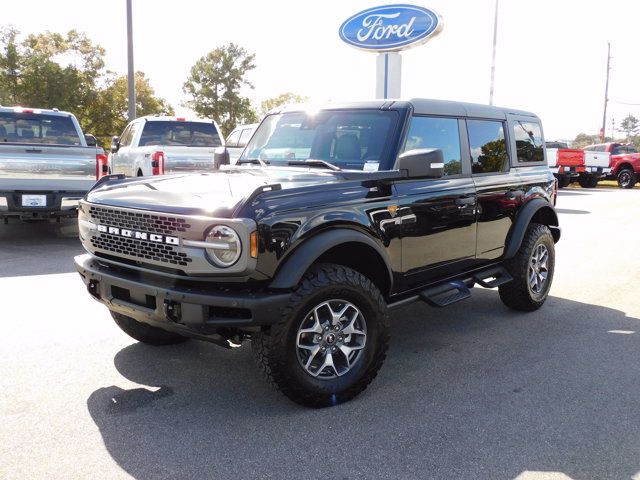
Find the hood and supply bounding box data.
[86,167,344,217]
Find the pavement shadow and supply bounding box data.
[87,291,640,480]
[0,218,82,277]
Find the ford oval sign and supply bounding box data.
[339,4,443,52]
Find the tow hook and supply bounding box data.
[164,301,181,323]
[87,280,100,299]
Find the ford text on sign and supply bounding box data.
[339,4,442,52]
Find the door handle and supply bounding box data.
[25,149,43,153]
[455,197,475,206]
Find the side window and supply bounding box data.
[119,125,132,147]
[467,119,508,174]
[403,116,462,176]
[120,122,139,147]
[513,121,543,163]
[226,130,240,147]
[238,128,253,148]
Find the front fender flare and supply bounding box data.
[504,198,560,259]
[268,228,393,290]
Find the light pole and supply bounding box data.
[126,0,136,121]
[489,0,499,105]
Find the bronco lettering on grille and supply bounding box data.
[97,224,179,245]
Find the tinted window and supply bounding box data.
[0,112,80,145]
[513,121,543,163]
[139,121,221,147]
[242,110,397,171]
[238,128,254,147]
[119,122,138,147]
[545,141,567,149]
[467,120,508,174]
[403,116,462,175]
[226,130,241,147]
[612,144,638,155]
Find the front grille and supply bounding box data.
[91,233,193,266]
[87,205,195,267]
[89,206,191,235]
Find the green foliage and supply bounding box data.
[572,133,599,148]
[84,72,173,148]
[260,92,308,116]
[183,43,258,136]
[0,27,173,148]
[619,115,639,140]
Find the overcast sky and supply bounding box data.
[3,0,640,140]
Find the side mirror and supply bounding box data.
[213,146,230,169]
[397,148,445,179]
[110,136,120,154]
[84,134,97,147]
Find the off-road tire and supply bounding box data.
[111,311,188,345]
[617,168,637,189]
[252,263,390,408]
[499,223,555,312]
[578,176,598,188]
[557,176,570,188]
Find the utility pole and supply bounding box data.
[489,0,499,105]
[601,42,611,141]
[611,117,615,140]
[126,0,136,121]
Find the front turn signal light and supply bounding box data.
[250,231,258,258]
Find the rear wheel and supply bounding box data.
[252,264,390,408]
[499,223,555,312]
[111,311,188,345]
[578,176,598,188]
[557,176,571,188]
[617,169,637,189]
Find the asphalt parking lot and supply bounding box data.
[1,187,640,480]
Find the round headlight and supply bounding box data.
[205,225,242,267]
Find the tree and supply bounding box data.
[84,71,174,147]
[183,43,258,136]
[619,115,639,140]
[260,92,308,116]
[572,133,599,148]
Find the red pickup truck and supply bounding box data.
[583,143,640,188]
[546,141,610,188]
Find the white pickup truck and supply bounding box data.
[0,106,106,221]
[108,116,223,177]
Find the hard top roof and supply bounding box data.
[273,98,538,120]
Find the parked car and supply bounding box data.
[545,141,610,188]
[225,123,258,164]
[583,142,640,188]
[75,99,560,407]
[108,115,223,177]
[0,106,106,222]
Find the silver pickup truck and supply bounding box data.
[108,116,223,177]
[0,106,105,221]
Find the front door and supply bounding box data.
[395,116,477,289]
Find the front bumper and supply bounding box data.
[75,254,291,334]
[0,191,83,218]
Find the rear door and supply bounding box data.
[469,117,521,261]
[395,115,477,288]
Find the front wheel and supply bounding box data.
[617,169,637,189]
[252,264,390,408]
[499,223,555,312]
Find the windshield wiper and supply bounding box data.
[236,158,269,167]
[288,159,342,171]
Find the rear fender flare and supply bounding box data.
[504,198,560,259]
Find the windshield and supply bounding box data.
[241,110,398,171]
[0,112,81,145]
[139,121,221,147]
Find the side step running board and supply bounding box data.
[388,265,514,310]
[419,280,471,308]
[472,266,513,288]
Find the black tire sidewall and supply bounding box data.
[280,282,385,397]
[618,169,635,189]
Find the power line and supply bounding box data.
[610,100,640,106]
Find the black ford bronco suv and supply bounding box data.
[75,99,560,407]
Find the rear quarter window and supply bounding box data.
[513,121,544,163]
